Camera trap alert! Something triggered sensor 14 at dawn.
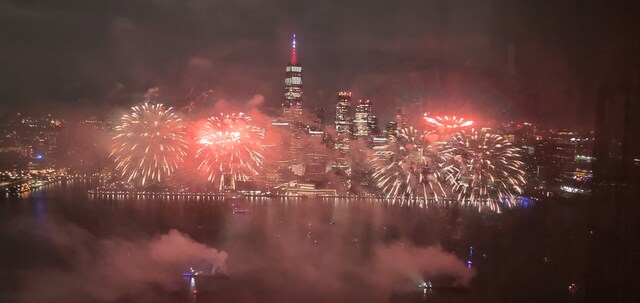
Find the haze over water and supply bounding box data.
[0,180,587,303]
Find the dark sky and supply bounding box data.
[1,0,638,128]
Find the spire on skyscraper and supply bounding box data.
[290,33,298,65]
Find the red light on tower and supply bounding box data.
[290,33,298,65]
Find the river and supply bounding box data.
[0,179,588,303]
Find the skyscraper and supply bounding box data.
[353,99,372,138]
[335,91,352,153]
[313,107,325,129]
[282,34,303,121]
[386,121,398,136]
[368,115,380,136]
[395,107,408,129]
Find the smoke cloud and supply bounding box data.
[221,206,476,301]
[13,209,474,303]
[17,219,227,303]
[373,243,474,286]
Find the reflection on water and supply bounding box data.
[0,181,588,303]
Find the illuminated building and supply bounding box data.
[0,113,63,170]
[332,91,352,178]
[313,107,325,129]
[272,181,338,197]
[282,34,303,121]
[80,116,114,130]
[395,107,408,129]
[304,130,329,181]
[370,136,388,148]
[266,120,293,179]
[386,121,397,136]
[274,34,305,174]
[335,91,352,153]
[353,99,372,138]
[368,115,380,136]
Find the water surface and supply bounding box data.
[0,180,588,303]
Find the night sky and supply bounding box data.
[1,0,638,127]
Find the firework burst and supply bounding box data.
[424,114,474,129]
[441,127,526,211]
[110,103,188,186]
[370,127,448,206]
[194,113,265,190]
[423,114,474,144]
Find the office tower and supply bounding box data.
[395,107,408,129]
[282,34,303,121]
[313,107,325,129]
[353,99,372,138]
[386,121,397,136]
[368,114,380,136]
[335,91,352,153]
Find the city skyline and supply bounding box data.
[3,1,636,129]
[0,36,601,200]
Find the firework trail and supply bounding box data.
[441,127,526,211]
[370,127,448,206]
[194,113,265,190]
[110,103,188,186]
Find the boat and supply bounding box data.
[417,281,470,292]
[232,207,251,214]
[183,266,229,279]
[224,190,245,200]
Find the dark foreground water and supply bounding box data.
[0,180,588,303]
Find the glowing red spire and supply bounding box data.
[290,33,298,65]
